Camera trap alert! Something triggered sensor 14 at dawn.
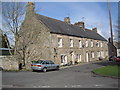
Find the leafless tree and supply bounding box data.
[17,24,51,68]
[2,2,26,51]
[2,2,26,69]
[2,2,51,69]
[17,28,38,66]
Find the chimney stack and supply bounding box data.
[74,21,85,30]
[64,17,71,24]
[26,2,35,16]
[92,27,97,33]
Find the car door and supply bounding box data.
[45,61,51,70]
[49,61,56,69]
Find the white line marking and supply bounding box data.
[2,85,13,88]
[41,86,50,88]
[95,84,103,87]
[65,85,68,88]
[71,85,81,87]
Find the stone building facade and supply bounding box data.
[17,2,108,69]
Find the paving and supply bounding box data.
[2,60,119,88]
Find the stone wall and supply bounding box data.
[0,56,19,70]
[50,33,109,65]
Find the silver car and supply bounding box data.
[31,60,60,72]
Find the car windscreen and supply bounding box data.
[32,60,43,64]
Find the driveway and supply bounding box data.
[2,61,119,88]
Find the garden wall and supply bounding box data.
[0,56,19,70]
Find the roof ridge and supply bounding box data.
[36,14,72,25]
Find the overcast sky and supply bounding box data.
[34,2,118,40]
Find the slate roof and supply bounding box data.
[36,14,107,41]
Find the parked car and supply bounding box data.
[31,60,60,72]
[109,56,117,61]
[115,56,120,62]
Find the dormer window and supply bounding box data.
[58,38,62,47]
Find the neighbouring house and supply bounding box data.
[0,29,13,56]
[108,38,117,57]
[17,2,109,69]
[114,41,120,56]
[0,30,17,70]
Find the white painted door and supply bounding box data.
[64,55,67,65]
[61,55,67,65]
[61,55,64,65]
[86,53,89,62]
[78,54,81,62]
[71,52,75,64]
[101,51,104,58]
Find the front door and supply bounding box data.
[71,52,75,64]
[61,55,67,65]
[86,52,89,62]
[64,55,67,65]
[78,54,81,63]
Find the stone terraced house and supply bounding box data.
[17,2,108,69]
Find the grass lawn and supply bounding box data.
[93,65,120,77]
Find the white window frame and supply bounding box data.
[106,51,108,56]
[91,52,95,58]
[58,38,62,47]
[101,51,104,58]
[86,40,88,47]
[101,42,103,47]
[97,42,99,47]
[79,40,82,48]
[77,54,82,62]
[97,51,100,57]
[91,41,93,47]
[70,39,73,47]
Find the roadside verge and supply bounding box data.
[92,65,120,79]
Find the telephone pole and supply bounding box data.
[108,0,114,55]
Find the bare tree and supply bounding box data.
[17,24,51,68]
[2,2,51,70]
[17,28,38,66]
[2,2,26,50]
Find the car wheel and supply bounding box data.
[56,66,59,70]
[32,70,36,72]
[43,68,47,72]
